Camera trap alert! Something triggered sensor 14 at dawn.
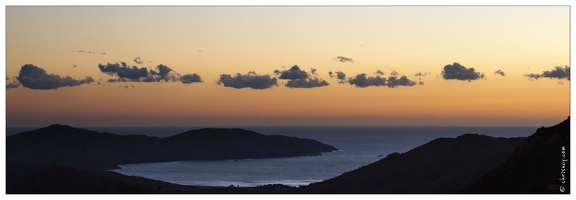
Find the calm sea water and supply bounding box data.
[6,126,537,187]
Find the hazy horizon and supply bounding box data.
[4,6,570,127]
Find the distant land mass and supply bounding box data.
[6,117,570,194]
[6,125,337,185]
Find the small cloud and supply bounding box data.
[277,65,309,79]
[329,71,347,84]
[218,71,278,90]
[374,70,385,76]
[6,84,20,89]
[72,50,105,55]
[180,73,203,84]
[99,62,149,80]
[149,64,178,82]
[17,64,94,90]
[333,56,354,63]
[100,62,203,85]
[285,78,329,88]
[386,67,399,77]
[348,73,418,88]
[524,66,570,81]
[524,73,541,80]
[348,74,386,88]
[106,78,127,83]
[386,76,417,88]
[275,66,329,88]
[441,62,485,82]
[98,63,182,82]
[494,69,506,76]
[6,76,20,89]
[134,57,143,64]
[311,68,318,75]
[414,72,431,77]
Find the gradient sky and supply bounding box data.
[4,6,570,127]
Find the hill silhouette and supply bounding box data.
[461,117,570,194]
[298,134,526,193]
[6,125,337,188]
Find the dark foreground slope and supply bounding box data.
[462,117,570,194]
[6,125,337,188]
[7,164,295,194]
[298,134,525,193]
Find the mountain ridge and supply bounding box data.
[297,133,526,193]
[461,117,570,193]
[7,125,338,172]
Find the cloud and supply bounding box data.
[524,66,570,80]
[218,71,278,89]
[17,64,94,90]
[374,70,385,76]
[6,76,20,89]
[524,73,540,80]
[494,70,506,76]
[386,75,417,88]
[98,62,199,84]
[441,62,485,81]
[180,73,203,84]
[348,74,386,88]
[414,72,431,77]
[334,56,354,63]
[277,65,309,79]
[329,71,347,84]
[149,64,178,82]
[285,78,329,88]
[386,67,399,76]
[348,73,419,88]
[98,62,149,80]
[6,83,20,89]
[274,66,329,88]
[106,78,127,83]
[72,50,106,55]
[134,57,143,64]
[311,68,318,75]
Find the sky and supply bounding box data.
[3,5,571,127]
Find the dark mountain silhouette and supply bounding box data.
[6,125,337,189]
[297,134,526,193]
[461,117,570,194]
[7,125,336,171]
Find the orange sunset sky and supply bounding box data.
[3,6,571,127]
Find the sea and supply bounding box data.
[6,126,537,187]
